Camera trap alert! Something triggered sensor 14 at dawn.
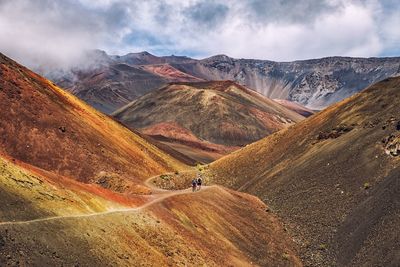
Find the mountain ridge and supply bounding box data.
[46,50,400,113]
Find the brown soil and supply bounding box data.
[210,77,400,266]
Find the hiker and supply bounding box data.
[197,176,202,191]
[191,178,197,192]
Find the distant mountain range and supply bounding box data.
[47,50,400,113]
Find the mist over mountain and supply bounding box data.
[47,50,400,113]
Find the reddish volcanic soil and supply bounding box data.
[141,64,205,82]
[0,53,186,192]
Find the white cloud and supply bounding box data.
[0,0,398,70]
[0,0,129,69]
[106,0,396,60]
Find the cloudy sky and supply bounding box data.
[0,0,399,69]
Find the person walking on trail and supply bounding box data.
[196,175,203,191]
[191,178,197,192]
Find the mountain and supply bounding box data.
[49,51,202,114]
[112,51,195,65]
[0,52,302,266]
[55,63,166,114]
[113,80,304,163]
[0,53,186,193]
[171,55,400,109]
[47,51,400,114]
[208,77,400,266]
[139,121,237,164]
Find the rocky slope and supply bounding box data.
[172,55,400,110]
[208,77,400,266]
[113,80,304,162]
[0,52,302,266]
[48,51,400,113]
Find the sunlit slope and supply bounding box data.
[0,53,186,192]
[210,77,400,266]
[0,153,146,222]
[0,154,302,266]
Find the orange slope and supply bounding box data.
[0,53,187,193]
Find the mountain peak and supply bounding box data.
[204,54,232,61]
[124,51,154,57]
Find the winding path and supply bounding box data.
[0,174,207,227]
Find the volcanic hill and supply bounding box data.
[0,53,187,193]
[113,80,305,163]
[209,77,400,266]
[0,53,302,266]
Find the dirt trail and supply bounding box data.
[0,175,209,227]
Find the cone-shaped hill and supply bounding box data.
[113,80,305,162]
